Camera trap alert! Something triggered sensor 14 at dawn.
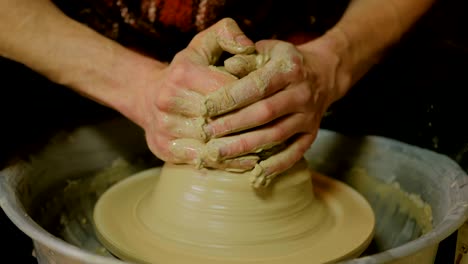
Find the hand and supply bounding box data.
[135,18,263,171]
[203,39,345,187]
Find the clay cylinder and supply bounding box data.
[136,158,330,257]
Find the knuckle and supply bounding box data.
[222,118,234,134]
[154,89,173,112]
[154,113,171,133]
[237,136,251,154]
[217,17,236,29]
[167,62,190,85]
[272,124,288,141]
[283,41,296,49]
[172,51,185,63]
[275,41,294,52]
[258,100,277,121]
[214,117,233,136]
[190,32,204,46]
[296,85,313,105]
[290,59,305,79]
[273,56,303,82]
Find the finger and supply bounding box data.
[148,135,223,167]
[188,17,256,65]
[161,55,239,117]
[155,83,207,117]
[204,48,303,118]
[255,39,303,65]
[205,84,311,137]
[250,133,316,189]
[166,138,205,166]
[163,138,259,171]
[155,67,238,117]
[223,53,269,78]
[208,113,311,160]
[145,134,199,165]
[169,54,239,94]
[202,155,259,172]
[156,113,207,141]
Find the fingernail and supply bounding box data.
[204,98,217,117]
[235,35,256,54]
[235,34,253,46]
[253,175,267,189]
[224,156,257,172]
[233,156,259,169]
[250,164,263,183]
[249,162,279,189]
[240,158,258,167]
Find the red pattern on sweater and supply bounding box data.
[158,0,198,32]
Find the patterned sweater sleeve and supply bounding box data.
[51,0,346,61]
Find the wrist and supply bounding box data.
[117,53,167,128]
[297,28,353,102]
[58,34,167,127]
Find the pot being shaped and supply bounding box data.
[93,159,374,264]
[1,118,467,264]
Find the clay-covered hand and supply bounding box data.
[138,18,260,171]
[203,39,346,187]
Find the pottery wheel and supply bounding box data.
[93,158,375,264]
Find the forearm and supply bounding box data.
[0,0,165,125]
[299,0,435,99]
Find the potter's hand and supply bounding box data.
[203,39,344,187]
[141,18,260,171]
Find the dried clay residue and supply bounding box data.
[347,167,433,235]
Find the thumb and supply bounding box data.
[253,39,282,56]
[188,18,256,65]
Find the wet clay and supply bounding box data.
[93,158,375,264]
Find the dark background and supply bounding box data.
[1,0,467,263]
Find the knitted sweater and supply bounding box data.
[52,0,349,61]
